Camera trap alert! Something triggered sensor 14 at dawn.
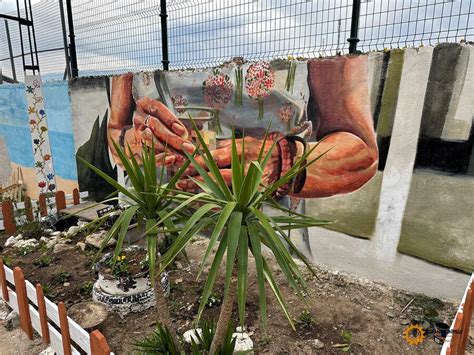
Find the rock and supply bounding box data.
[46,239,59,249]
[183,328,202,344]
[312,339,325,349]
[76,242,87,252]
[233,332,254,353]
[77,220,88,228]
[53,243,75,254]
[175,261,184,270]
[236,326,246,332]
[401,319,410,325]
[40,236,49,243]
[4,310,19,329]
[51,231,62,237]
[85,230,114,249]
[63,282,70,287]
[4,236,16,247]
[14,239,39,249]
[302,345,313,354]
[14,234,23,241]
[387,312,395,318]
[39,347,55,355]
[67,225,81,236]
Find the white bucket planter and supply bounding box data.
[92,246,169,316]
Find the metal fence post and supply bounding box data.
[4,20,17,82]
[348,0,361,54]
[58,0,71,79]
[160,0,169,70]
[65,0,78,77]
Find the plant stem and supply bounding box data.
[153,256,178,343]
[258,99,264,120]
[210,261,238,354]
[214,109,223,135]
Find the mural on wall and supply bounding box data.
[69,43,474,272]
[70,56,379,206]
[25,75,57,195]
[0,81,78,198]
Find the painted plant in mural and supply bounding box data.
[245,61,275,120]
[202,68,233,134]
[25,76,57,194]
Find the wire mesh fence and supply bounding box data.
[0,0,473,81]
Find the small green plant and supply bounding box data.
[333,330,353,352]
[41,284,56,299]
[80,281,94,295]
[134,324,180,355]
[18,245,35,256]
[297,309,314,328]
[17,221,49,240]
[33,255,54,268]
[199,293,222,309]
[140,257,149,271]
[2,256,13,268]
[108,255,129,277]
[53,270,70,284]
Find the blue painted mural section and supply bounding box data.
[0,81,77,181]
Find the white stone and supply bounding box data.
[51,231,62,237]
[14,234,23,241]
[67,225,81,236]
[232,332,254,353]
[312,339,325,349]
[77,242,87,252]
[86,230,114,249]
[53,243,75,254]
[4,236,16,247]
[14,239,38,249]
[39,347,55,355]
[77,220,88,228]
[40,236,49,243]
[183,328,202,344]
[46,239,59,249]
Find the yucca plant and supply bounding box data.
[134,324,181,355]
[158,119,330,352]
[77,140,193,342]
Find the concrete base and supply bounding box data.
[299,226,470,301]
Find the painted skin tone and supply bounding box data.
[107,56,378,198]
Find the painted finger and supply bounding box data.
[155,152,176,166]
[141,128,165,152]
[136,97,189,139]
[146,115,195,153]
[177,169,232,191]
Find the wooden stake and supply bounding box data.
[90,330,111,355]
[73,188,80,205]
[13,267,33,339]
[55,191,66,211]
[36,284,50,344]
[2,199,16,235]
[0,259,9,302]
[58,302,72,355]
[39,193,47,216]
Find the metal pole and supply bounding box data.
[348,0,361,54]
[65,0,78,77]
[5,20,18,82]
[28,0,40,73]
[16,0,26,72]
[58,0,71,79]
[160,0,169,70]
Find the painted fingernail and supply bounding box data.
[165,155,176,165]
[172,122,186,135]
[182,142,195,153]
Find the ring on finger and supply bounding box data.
[144,114,151,127]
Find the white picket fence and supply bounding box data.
[0,191,89,230]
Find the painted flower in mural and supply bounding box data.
[48,184,56,191]
[202,68,233,134]
[47,173,54,180]
[245,61,275,120]
[29,119,37,125]
[43,154,51,161]
[40,126,48,132]
[32,79,40,88]
[33,139,40,144]
[38,181,46,189]
[26,86,34,94]
[171,95,189,114]
[35,161,44,168]
[28,106,36,114]
[278,102,296,131]
[39,109,45,116]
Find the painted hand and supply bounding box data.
[177,136,281,192]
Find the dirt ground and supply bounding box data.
[1,231,473,354]
[0,325,46,354]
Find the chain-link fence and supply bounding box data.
[1,0,473,82]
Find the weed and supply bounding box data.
[33,255,54,268]
[41,284,57,299]
[80,281,94,295]
[2,256,13,268]
[17,221,50,240]
[297,309,314,328]
[333,330,354,352]
[18,245,35,256]
[53,270,70,284]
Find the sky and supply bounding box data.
[0,0,473,82]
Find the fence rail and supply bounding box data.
[0,261,111,355]
[1,0,474,81]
